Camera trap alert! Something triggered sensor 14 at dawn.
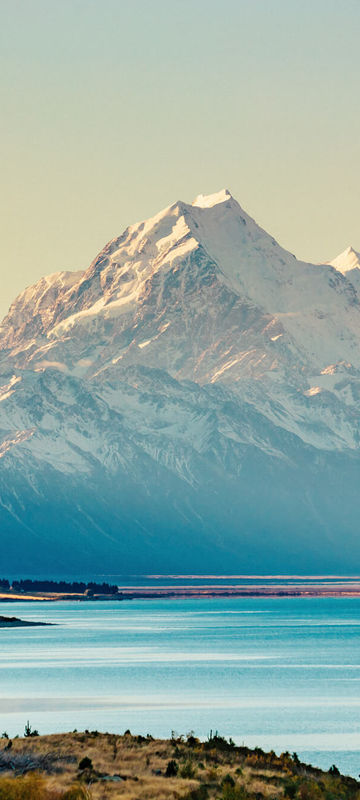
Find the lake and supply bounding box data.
[0,596,359,777]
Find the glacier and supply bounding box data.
[0,189,360,574]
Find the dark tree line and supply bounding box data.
[8,579,118,594]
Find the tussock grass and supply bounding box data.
[0,731,358,800]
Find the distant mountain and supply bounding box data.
[0,189,360,574]
[328,246,360,293]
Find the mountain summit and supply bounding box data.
[1,191,360,574]
[328,246,360,294]
[329,245,360,273]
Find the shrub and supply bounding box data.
[78,756,93,771]
[204,733,235,752]
[222,774,236,787]
[221,784,247,800]
[328,765,340,776]
[284,779,298,799]
[187,733,200,747]
[180,760,197,779]
[24,721,39,738]
[165,759,178,777]
[297,781,322,800]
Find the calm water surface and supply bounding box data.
[1,597,359,777]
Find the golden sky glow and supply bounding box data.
[1,0,359,318]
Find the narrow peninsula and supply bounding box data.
[0,615,50,627]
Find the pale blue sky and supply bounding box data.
[1,0,359,318]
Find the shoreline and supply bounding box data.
[2,582,360,602]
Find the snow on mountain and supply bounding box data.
[329,246,360,273]
[328,246,360,294]
[1,191,360,573]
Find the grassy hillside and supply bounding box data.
[0,730,358,800]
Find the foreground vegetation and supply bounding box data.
[0,730,358,800]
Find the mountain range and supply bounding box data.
[1,189,359,574]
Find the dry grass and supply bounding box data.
[0,733,200,799]
[0,731,358,800]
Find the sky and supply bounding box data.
[0,0,359,319]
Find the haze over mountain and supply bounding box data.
[1,190,359,574]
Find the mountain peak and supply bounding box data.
[2,191,360,574]
[329,245,360,273]
[192,188,232,208]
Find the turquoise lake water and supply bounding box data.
[1,596,359,777]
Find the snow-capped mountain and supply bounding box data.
[1,189,360,574]
[328,246,360,293]
[329,245,360,273]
